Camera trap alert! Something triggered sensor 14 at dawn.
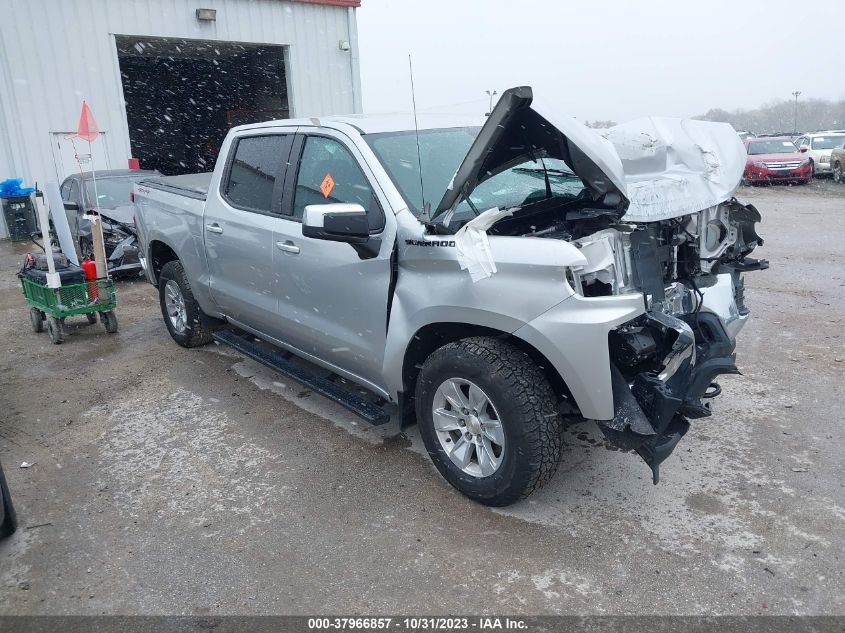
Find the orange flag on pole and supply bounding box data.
[67,100,99,142]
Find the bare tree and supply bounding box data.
[696,98,845,134]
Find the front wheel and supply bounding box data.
[46,316,64,344]
[100,310,118,334]
[833,162,843,184]
[158,260,213,348]
[415,337,563,506]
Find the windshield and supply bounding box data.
[811,135,845,150]
[81,176,149,209]
[450,158,584,219]
[364,127,478,216]
[365,128,585,218]
[746,140,798,155]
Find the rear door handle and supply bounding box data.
[206,223,223,234]
[276,240,300,254]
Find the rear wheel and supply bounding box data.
[29,307,44,333]
[415,337,563,506]
[158,260,214,348]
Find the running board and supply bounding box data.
[212,329,391,426]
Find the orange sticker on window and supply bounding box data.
[320,173,335,198]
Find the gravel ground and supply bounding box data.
[0,182,843,615]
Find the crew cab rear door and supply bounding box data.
[203,130,295,336]
[269,128,395,393]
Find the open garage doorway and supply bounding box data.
[116,35,289,175]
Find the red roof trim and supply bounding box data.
[293,0,361,8]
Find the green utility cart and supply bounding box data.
[20,276,118,344]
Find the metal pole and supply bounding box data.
[485,90,497,116]
[87,139,108,278]
[791,90,801,135]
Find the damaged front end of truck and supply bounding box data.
[429,86,767,483]
[575,199,767,482]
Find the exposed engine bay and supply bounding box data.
[483,194,768,482]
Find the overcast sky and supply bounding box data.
[357,0,843,122]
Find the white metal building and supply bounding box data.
[0,0,363,237]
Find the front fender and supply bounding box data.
[513,293,645,420]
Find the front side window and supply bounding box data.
[224,135,287,213]
[292,136,381,229]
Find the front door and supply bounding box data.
[204,132,294,337]
[271,131,394,389]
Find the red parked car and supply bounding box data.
[743,137,812,185]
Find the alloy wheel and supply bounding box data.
[164,280,187,334]
[431,378,505,478]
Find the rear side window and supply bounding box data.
[292,136,383,230]
[224,135,287,213]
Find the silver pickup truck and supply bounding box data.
[134,87,766,506]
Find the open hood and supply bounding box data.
[602,117,746,222]
[432,87,747,224]
[432,86,628,219]
[100,204,136,227]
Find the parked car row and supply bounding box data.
[742,131,845,186]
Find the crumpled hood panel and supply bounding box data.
[100,204,136,226]
[601,117,746,222]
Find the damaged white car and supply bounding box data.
[134,86,766,506]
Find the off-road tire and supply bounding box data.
[158,260,214,348]
[415,337,563,506]
[30,307,44,333]
[46,316,64,344]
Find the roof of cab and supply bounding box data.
[231,112,484,135]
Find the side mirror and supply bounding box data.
[302,203,369,243]
[63,201,80,211]
[799,146,809,153]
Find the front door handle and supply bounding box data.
[276,240,300,254]
[206,223,224,234]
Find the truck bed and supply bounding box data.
[139,172,213,201]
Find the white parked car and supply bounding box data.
[794,131,845,176]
